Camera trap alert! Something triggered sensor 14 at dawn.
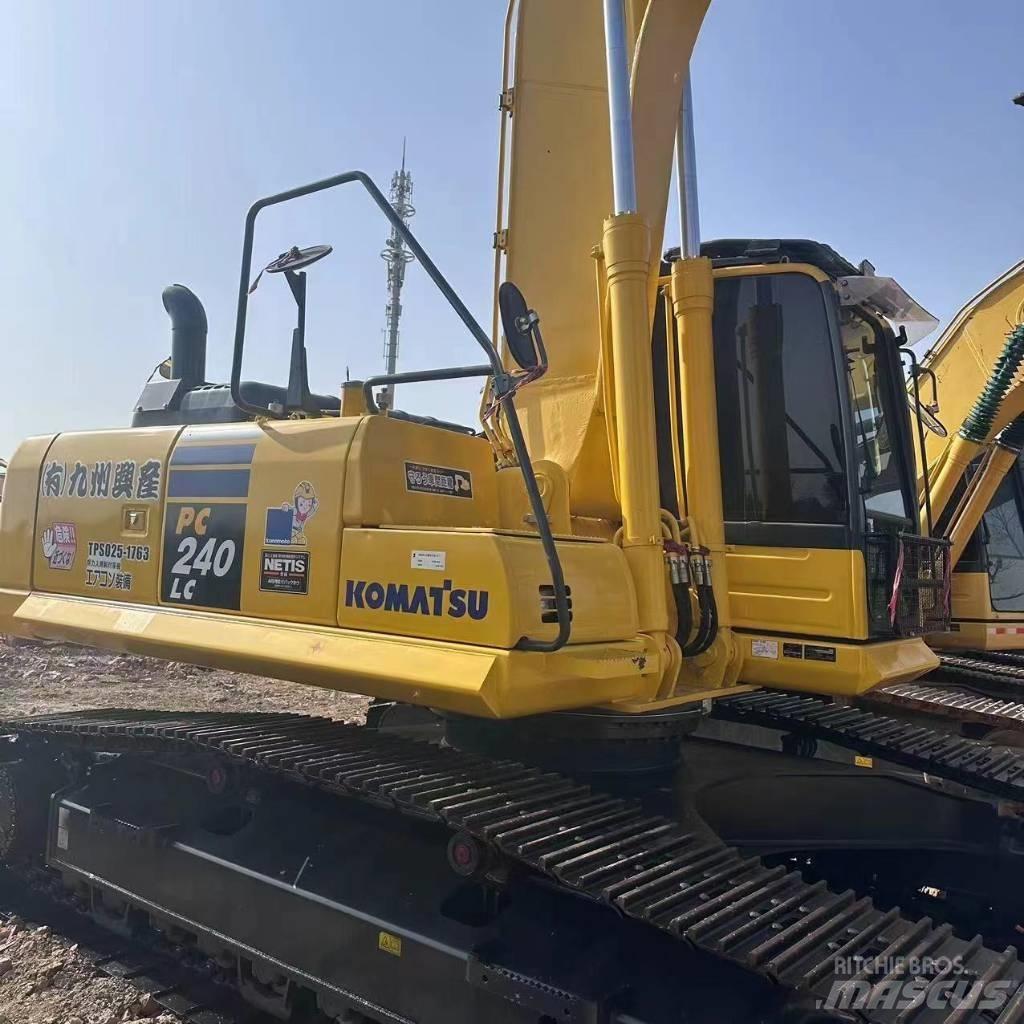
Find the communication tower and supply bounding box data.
[378,142,415,410]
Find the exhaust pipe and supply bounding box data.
[163,284,208,390]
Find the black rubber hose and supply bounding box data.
[694,589,714,654]
[672,580,694,649]
[684,583,720,658]
[702,588,720,652]
[683,586,712,657]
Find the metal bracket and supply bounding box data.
[493,229,509,253]
[466,957,600,1023]
[499,87,515,112]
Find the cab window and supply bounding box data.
[841,310,913,527]
[713,273,848,526]
[984,467,1024,612]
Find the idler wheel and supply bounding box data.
[0,758,62,862]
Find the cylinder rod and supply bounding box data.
[602,0,638,215]
[676,70,701,259]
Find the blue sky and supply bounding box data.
[1,1,1022,458]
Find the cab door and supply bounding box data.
[708,265,868,641]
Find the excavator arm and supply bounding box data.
[498,0,708,522]
[494,0,948,699]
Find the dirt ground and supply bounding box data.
[0,635,370,1023]
[0,636,369,722]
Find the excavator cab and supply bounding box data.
[655,239,949,694]
[929,456,1024,650]
[958,460,1024,627]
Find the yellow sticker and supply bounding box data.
[378,931,402,957]
[854,755,873,769]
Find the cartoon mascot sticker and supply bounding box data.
[265,481,319,547]
[290,480,319,544]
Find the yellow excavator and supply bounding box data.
[912,260,1024,652]
[3,3,1024,1022]
[899,48,1024,655]
[845,260,1024,729]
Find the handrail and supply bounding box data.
[230,171,570,653]
[362,365,492,415]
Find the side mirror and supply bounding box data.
[499,281,546,372]
[259,243,334,417]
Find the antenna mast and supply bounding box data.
[378,141,415,411]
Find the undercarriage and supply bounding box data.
[5,694,1024,1024]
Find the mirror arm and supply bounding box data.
[532,324,549,372]
[900,343,934,535]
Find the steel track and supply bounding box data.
[932,654,1024,697]
[859,651,1024,729]
[870,683,1024,732]
[713,689,1024,798]
[947,652,1024,671]
[0,865,259,1023]
[4,708,1024,1024]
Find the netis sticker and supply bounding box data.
[260,550,310,595]
[404,462,473,499]
[411,550,446,571]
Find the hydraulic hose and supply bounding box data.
[688,586,718,657]
[680,550,719,657]
[672,581,693,650]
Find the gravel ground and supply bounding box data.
[0,916,179,1024]
[0,635,371,1023]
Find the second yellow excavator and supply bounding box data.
[852,259,1024,729]
[910,259,1024,652]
